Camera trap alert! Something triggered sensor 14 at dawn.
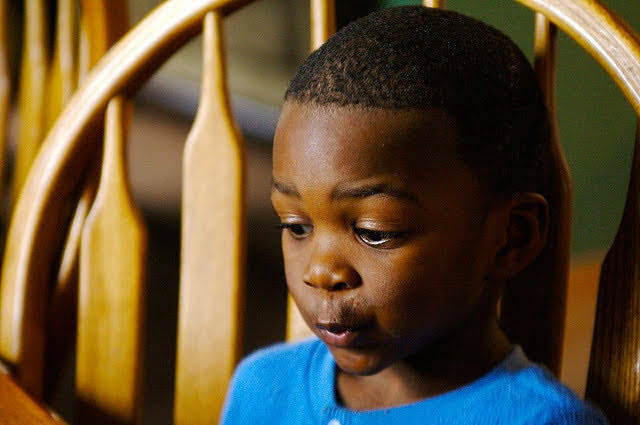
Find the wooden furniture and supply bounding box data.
[0,370,65,424]
[0,0,131,422]
[0,0,638,423]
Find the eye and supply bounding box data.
[355,227,405,248]
[278,223,313,239]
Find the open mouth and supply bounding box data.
[314,322,370,348]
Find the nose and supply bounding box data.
[302,253,361,291]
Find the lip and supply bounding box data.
[315,322,370,348]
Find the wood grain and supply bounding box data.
[0,1,257,391]
[310,0,335,50]
[44,0,76,133]
[0,372,65,424]
[514,0,640,117]
[4,0,50,398]
[561,253,603,398]
[534,13,558,113]
[0,0,9,199]
[42,0,81,400]
[422,0,446,8]
[507,0,640,388]
[586,121,640,424]
[79,0,129,69]
[12,0,48,204]
[44,169,98,402]
[0,0,637,417]
[77,97,146,424]
[174,11,246,425]
[44,1,129,402]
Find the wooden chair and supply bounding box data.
[0,0,129,420]
[0,0,638,423]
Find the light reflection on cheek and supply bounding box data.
[283,257,298,291]
[283,250,309,300]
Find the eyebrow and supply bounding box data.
[331,183,418,203]
[271,179,300,197]
[271,178,418,203]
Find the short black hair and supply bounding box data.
[285,6,551,198]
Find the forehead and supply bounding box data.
[272,103,480,197]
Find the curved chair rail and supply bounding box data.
[0,0,258,364]
[519,0,640,113]
[0,0,638,420]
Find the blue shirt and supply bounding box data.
[220,338,607,424]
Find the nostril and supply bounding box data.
[302,265,361,290]
[333,281,348,291]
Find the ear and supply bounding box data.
[488,193,549,281]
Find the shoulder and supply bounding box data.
[220,338,325,424]
[494,352,608,424]
[519,370,607,424]
[231,337,323,384]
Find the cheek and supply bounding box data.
[281,237,310,302]
[282,238,300,285]
[361,233,489,338]
[372,280,486,340]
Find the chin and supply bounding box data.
[328,345,391,376]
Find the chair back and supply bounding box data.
[0,0,638,423]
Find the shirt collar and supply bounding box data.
[307,338,531,422]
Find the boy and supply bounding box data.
[221,6,607,424]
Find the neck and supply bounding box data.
[336,307,513,411]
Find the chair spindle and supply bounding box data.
[174,11,246,425]
[13,0,48,203]
[76,96,146,424]
[0,2,228,400]
[515,0,640,115]
[79,0,129,69]
[42,1,80,398]
[586,120,640,424]
[44,0,76,133]
[0,0,9,197]
[534,13,558,113]
[311,0,336,51]
[0,0,50,398]
[0,1,636,422]
[45,0,129,403]
[423,0,446,8]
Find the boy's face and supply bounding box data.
[271,103,507,376]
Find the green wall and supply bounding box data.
[377,0,640,256]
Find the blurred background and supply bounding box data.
[3,0,640,423]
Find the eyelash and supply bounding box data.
[355,228,405,247]
[277,223,312,239]
[277,223,405,248]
